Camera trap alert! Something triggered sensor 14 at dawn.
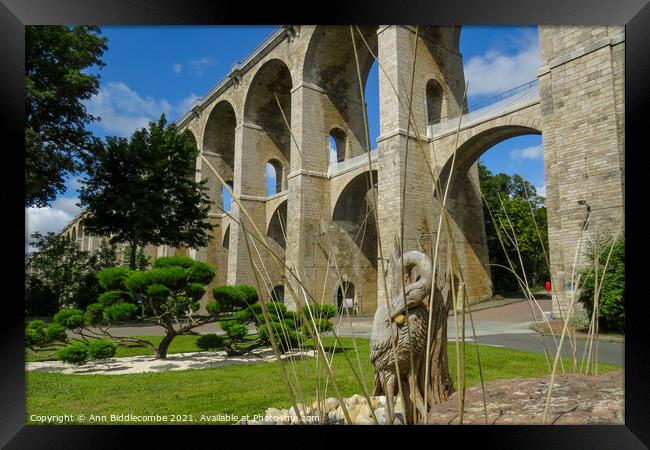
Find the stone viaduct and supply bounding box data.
[63,25,625,318]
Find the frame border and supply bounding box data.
[2,0,648,447]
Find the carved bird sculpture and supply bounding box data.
[370,250,433,424]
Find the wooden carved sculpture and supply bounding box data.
[370,249,454,424]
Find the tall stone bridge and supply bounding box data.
[65,25,624,318]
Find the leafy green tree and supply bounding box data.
[88,256,217,358]
[578,234,625,334]
[25,232,117,313]
[25,26,108,207]
[79,115,212,269]
[478,161,549,294]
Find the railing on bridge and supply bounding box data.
[328,149,378,177]
[427,79,540,138]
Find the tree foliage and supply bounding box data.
[78,115,212,269]
[478,162,549,294]
[578,234,625,334]
[25,26,108,207]
[25,232,118,314]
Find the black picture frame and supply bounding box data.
[2,1,648,447]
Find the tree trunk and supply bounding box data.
[129,243,137,270]
[155,332,176,359]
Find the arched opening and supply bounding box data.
[328,128,346,163]
[203,101,236,212]
[271,285,284,303]
[71,227,77,243]
[303,26,379,163]
[426,79,445,125]
[440,126,547,305]
[221,181,233,213]
[267,200,288,249]
[335,281,356,312]
[244,59,292,197]
[223,224,230,250]
[332,170,378,268]
[265,159,283,196]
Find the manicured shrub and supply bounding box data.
[103,302,138,321]
[196,333,226,351]
[97,267,132,290]
[153,255,195,269]
[53,309,86,329]
[56,343,88,364]
[97,290,133,305]
[259,321,303,352]
[212,285,258,312]
[85,303,105,325]
[87,339,117,359]
[25,320,48,347]
[313,303,337,319]
[221,321,248,340]
[45,323,67,342]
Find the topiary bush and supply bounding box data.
[87,339,117,359]
[25,320,49,347]
[45,323,67,342]
[196,333,226,352]
[220,321,248,340]
[578,234,625,334]
[56,343,89,365]
[53,309,86,329]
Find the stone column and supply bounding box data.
[227,123,269,286]
[538,26,625,318]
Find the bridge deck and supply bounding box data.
[428,81,540,139]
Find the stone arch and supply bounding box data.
[332,169,378,268]
[303,26,379,160]
[243,58,293,162]
[328,127,347,163]
[267,200,287,249]
[265,158,284,196]
[71,226,77,243]
[271,284,285,303]
[221,180,234,213]
[438,122,542,200]
[203,100,236,211]
[335,279,356,311]
[222,224,230,250]
[436,119,542,304]
[426,78,445,125]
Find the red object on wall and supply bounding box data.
[545,281,551,293]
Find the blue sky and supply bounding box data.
[26,25,544,243]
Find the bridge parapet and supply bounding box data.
[428,80,540,139]
[327,149,378,178]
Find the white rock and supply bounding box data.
[374,407,386,425]
[324,397,340,413]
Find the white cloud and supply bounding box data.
[173,63,183,74]
[86,82,199,137]
[188,57,216,77]
[510,144,543,161]
[464,29,540,97]
[536,185,546,197]
[25,197,81,251]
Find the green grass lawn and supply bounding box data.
[25,336,621,425]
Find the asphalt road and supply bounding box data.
[474,333,624,366]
